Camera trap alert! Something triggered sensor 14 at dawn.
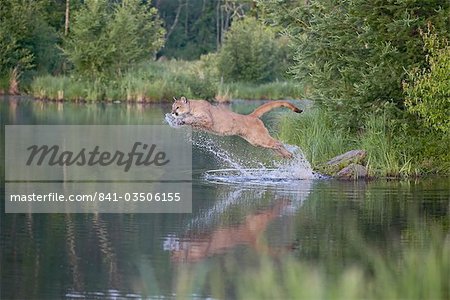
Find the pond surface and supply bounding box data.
[1,97,449,299]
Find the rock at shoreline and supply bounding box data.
[316,149,368,179]
[326,149,366,167]
[336,163,368,180]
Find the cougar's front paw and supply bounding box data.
[175,118,186,125]
[165,113,185,128]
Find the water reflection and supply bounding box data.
[165,181,312,263]
[167,199,292,263]
[1,96,168,125]
[2,176,449,298]
[1,98,449,299]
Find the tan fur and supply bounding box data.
[171,97,302,158]
[170,200,290,263]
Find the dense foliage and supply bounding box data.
[0,0,61,88]
[218,17,291,83]
[260,0,450,131]
[153,0,253,60]
[63,0,165,78]
[404,32,450,133]
[259,0,450,174]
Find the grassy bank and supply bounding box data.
[278,108,450,177]
[29,60,304,102]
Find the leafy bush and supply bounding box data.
[280,0,450,131]
[218,17,290,84]
[0,0,61,89]
[63,0,165,78]
[404,31,450,133]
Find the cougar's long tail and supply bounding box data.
[249,101,302,118]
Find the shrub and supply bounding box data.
[0,0,61,90]
[218,17,290,84]
[63,0,165,78]
[285,0,450,131]
[404,31,450,133]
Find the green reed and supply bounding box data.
[278,107,422,177]
[29,60,304,102]
[278,108,354,168]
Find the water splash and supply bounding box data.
[273,144,315,180]
[193,133,250,171]
[203,144,316,184]
[166,113,250,170]
[165,112,318,183]
[164,113,184,128]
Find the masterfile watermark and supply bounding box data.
[26,142,170,172]
[5,125,192,213]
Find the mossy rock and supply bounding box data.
[316,150,366,176]
[336,163,368,180]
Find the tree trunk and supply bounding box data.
[216,0,221,49]
[9,66,20,95]
[185,0,189,36]
[65,0,70,36]
[166,0,183,39]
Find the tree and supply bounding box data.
[0,0,60,90]
[404,31,450,133]
[108,0,165,75]
[154,0,219,59]
[260,0,450,130]
[217,17,286,83]
[153,0,253,60]
[63,0,165,78]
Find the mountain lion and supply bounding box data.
[170,96,302,158]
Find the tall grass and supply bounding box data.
[278,108,423,177]
[278,109,354,167]
[224,81,304,100]
[358,114,417,177]
[29,60,304,102]
[31,75,103,101]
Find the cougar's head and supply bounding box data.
[171,96,190,117]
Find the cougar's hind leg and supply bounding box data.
[249,134,293,159]
[241,122,293,159]
[274,142,293,159]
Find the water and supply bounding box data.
[1,97,449,299]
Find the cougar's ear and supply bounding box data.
[181,96,188,103]
[173,97,177,102]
